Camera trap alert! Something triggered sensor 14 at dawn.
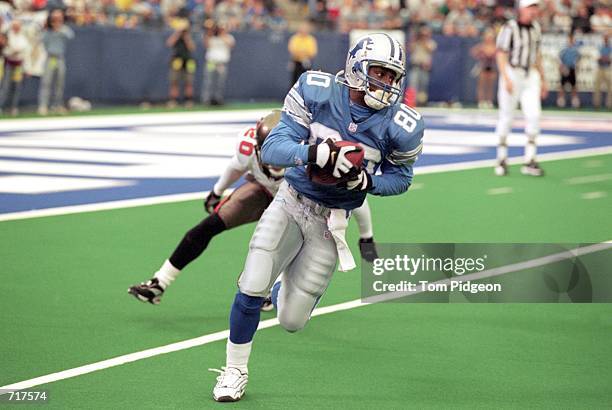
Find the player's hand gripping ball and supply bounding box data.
[308,140,365,185]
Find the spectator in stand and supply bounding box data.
[201,20,235,105]
[557,33,581,108]
[38,9,75,116]
[382,2,403,30]
[166,18,196,107]
[590,6,611,34]
[571,3,592,34]
[0,19,28,116]
[443,0,478,37]
[310,0,330,31]
[593,32,610,109]
[244,0,269,30]
[325,0,341,30]
[97,0,120,26]
[114,0,140,28]
[136,0,164,30]
[473,6,492,33]
[266,6,287,32]
[191,0,215,27]
[339,0,368,33]
[214,0,243,32]
[408,25,437,105]
[470,28,497,108]
[552,0,574,33]
[367,0,387,30]
[407,0,444,32]
[537,0,557,32]
[287,21,317,86]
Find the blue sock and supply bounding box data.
[270,281,282,309]
[229,291,264,344]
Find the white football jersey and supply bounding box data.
[232,127,283,195]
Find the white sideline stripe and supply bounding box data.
[1,241,610,393]
[565,173,612,185]
[412,146,612,176]
[1,146,610,223]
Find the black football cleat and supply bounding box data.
[260,296,274,312]
[128,278,165,305]
[359,237,379,263]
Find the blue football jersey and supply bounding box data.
[261,71,424,210]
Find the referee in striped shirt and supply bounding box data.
[494,0,548,177]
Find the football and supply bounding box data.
[308,140,365,185]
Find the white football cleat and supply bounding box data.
[494,160,508,176]
[521,160,544,177]
[210,367,248,402]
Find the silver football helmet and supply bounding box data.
[336,33,406,110]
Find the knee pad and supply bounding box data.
[239,249,276,296]
[234,291,264,314]
[291,252,337,297]
[278,311,306,333]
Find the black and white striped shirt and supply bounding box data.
[496,20,541,70]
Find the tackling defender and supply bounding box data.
[127,111,379,306]
[210,33,424,402]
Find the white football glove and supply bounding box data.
[344,169,372,191]
[308,139,360,178]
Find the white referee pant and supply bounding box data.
[495,67,541,139]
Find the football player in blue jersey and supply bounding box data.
[210,33,425,402]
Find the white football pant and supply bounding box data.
[238,181,338,332]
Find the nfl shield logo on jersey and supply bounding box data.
[348,122,358,133]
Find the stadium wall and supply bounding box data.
[19,27,584,107]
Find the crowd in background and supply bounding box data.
[0,0,606,35]
[0,0,609,114]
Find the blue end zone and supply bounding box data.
[0,114,610,215]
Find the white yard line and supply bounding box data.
[581,191,607,200]
[565,173,612,185]
[487,187,513,195]
[583,159,604,168]
[0,109,270,132]
[1,146,610,223]
[1,241,609,393]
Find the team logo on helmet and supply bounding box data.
[335,33,406,110]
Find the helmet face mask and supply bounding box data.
[336,33,406,110]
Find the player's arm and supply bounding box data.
[495,24,513,92]
[535,50,547,97]
[204,132,252,213]
[344,105,423,195]
[369,127,423,196]
[261,113,311,168]
[261,76,355,174]
[184,32,196,52]
[260,76,313,166]
[165,29,181,47]
[534,26,547,97]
